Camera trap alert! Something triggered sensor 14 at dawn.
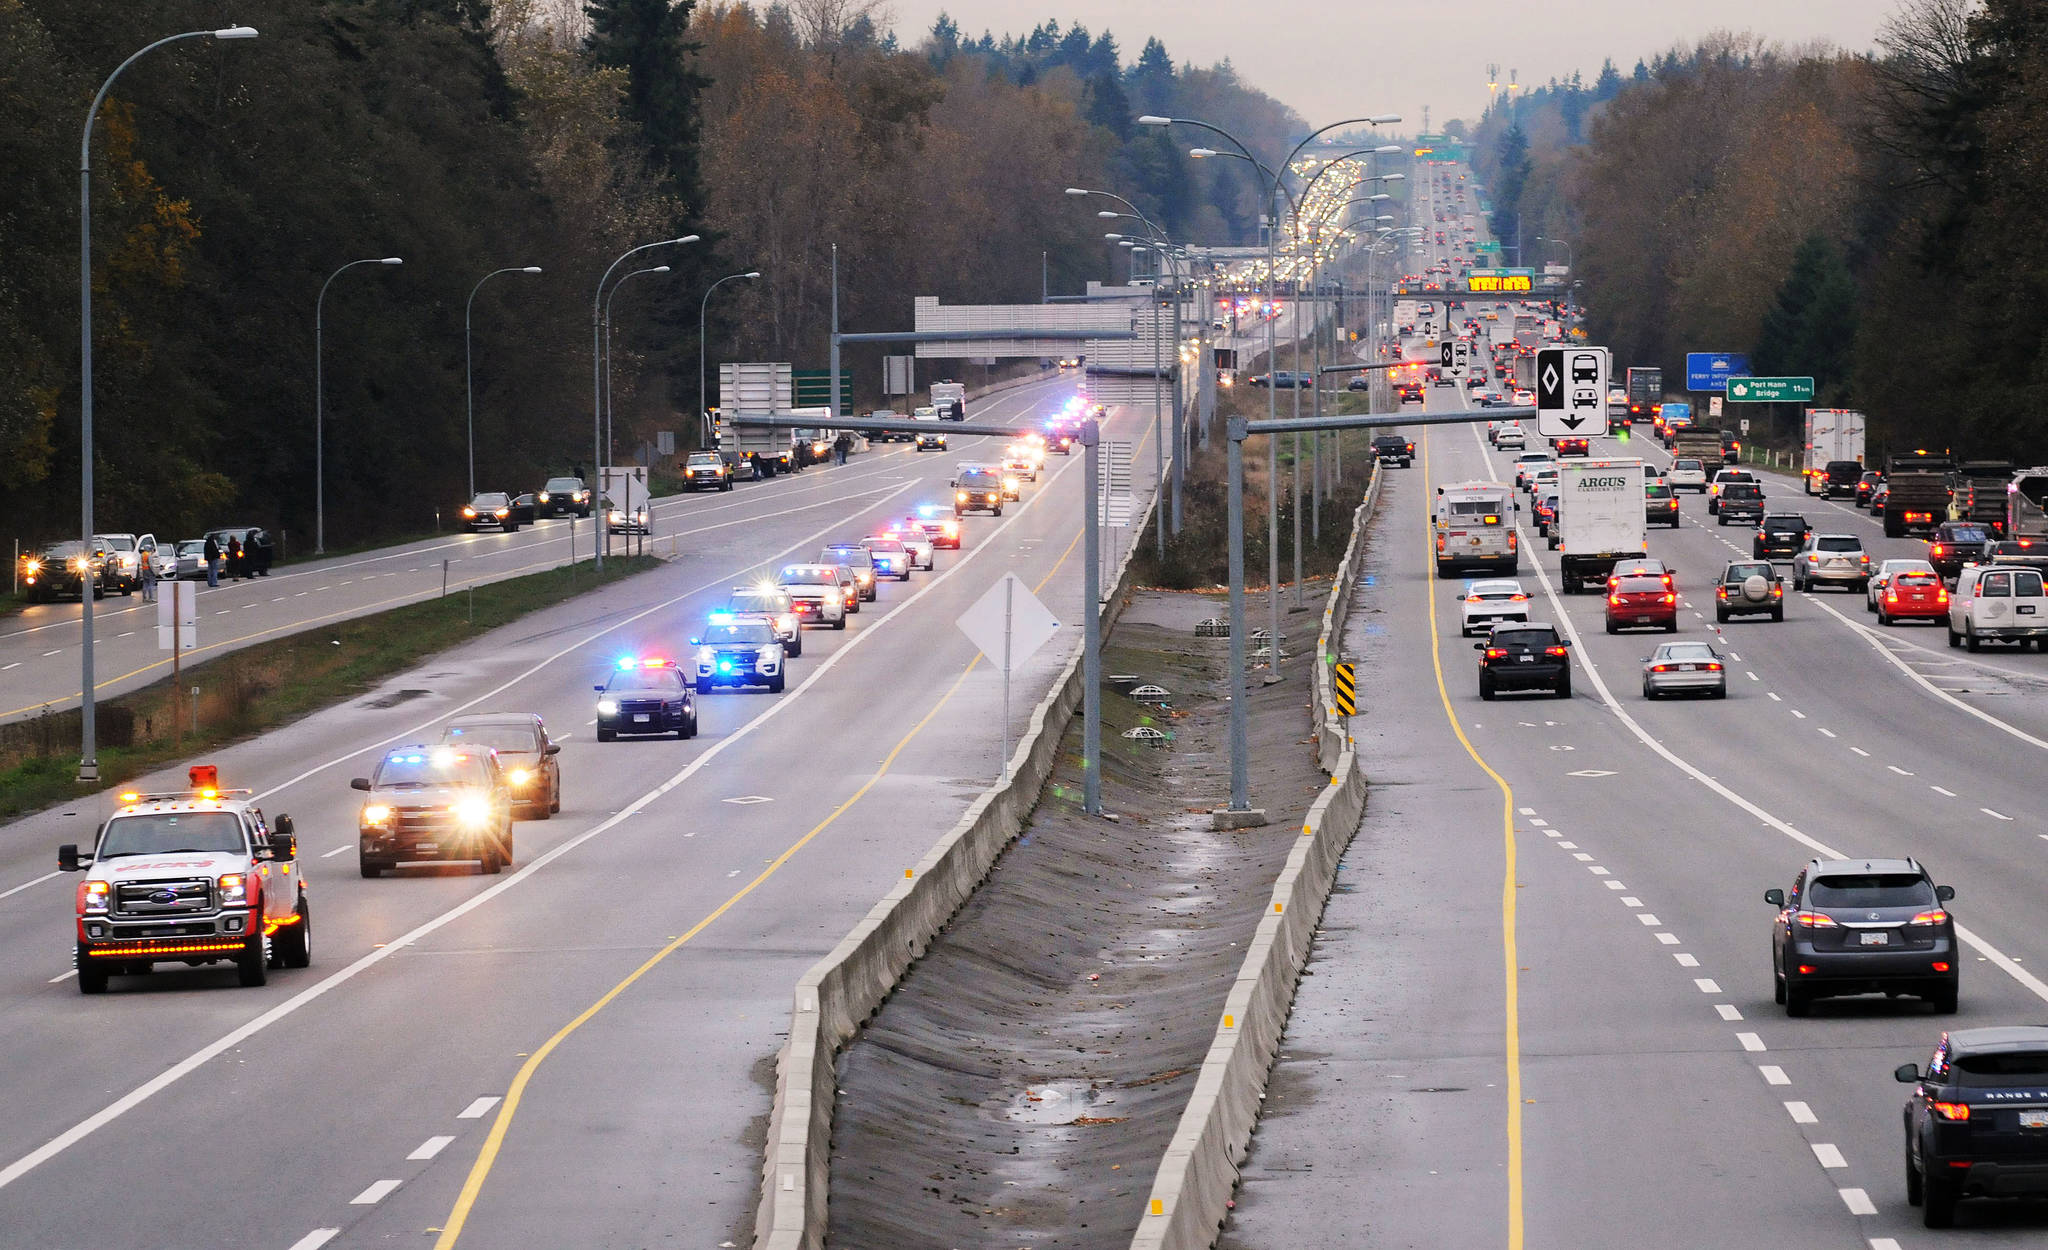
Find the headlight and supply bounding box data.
[957,491,968,502]
[597,698,620,715]
[495,509,509,518]
[361,804,393,826]
[539,492,551,502]
[453,796,493,827]
[218,873,249,906]
[462,507,477,517]
[697,647,715,665]
[508,768,533,786]
[21,559,39,575]
[79,880,110,915]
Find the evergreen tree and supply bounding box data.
[584,0,711,213]
[1085,72,1132,139]
[1593,58,1622,100]
[927,12,960,67]
[1128,37,1175,114]
[1753,234,1858,399]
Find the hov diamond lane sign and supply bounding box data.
[1725,376,1814,403]
[1535,346,1610,438]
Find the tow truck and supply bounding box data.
[58,765,309,993]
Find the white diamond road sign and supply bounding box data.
[1438,338,1471,380]
[1536,346,1610,438]
[956,573,1060,675]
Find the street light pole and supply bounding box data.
[593,235,698,572]
[465,265,541,499]
[605,264,670,506]
[316,256,402,557]
[698,270,761,449]
[75,24,256,782]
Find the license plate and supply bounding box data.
[1517,654,1533,663]
[2021,605,2037,615]
[633,713,650,723]
[1678,663,1696,671]
[142,927,178,937]
[1860,931,1890,946]
[1635,616,1653,623]
[2022,1111,2048,1129]
[416,841,437,851]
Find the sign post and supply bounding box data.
[1535,346,1610,438]
[1725,376,1815,403]
[158,581,197,744]
[956,573,1061,784]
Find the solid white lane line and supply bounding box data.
[408,1135,456,1161]
[350,1179,402,1205]
[457,1097,501,1120]
[286,1232,339,1250]
[1785,1099,1815,1121]
[1716,1004,1742,1020]
[1695,978,1722,993]
[1812,1143,1847,1169]
[1983,808,2014,821]
[1931,785,1955,796]
[0,871,59,902]
[1838,1188,1876,1216]
[1737,1032,1765,1052]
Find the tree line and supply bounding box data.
[1,0,1298,549]
[1466,0,2048,463]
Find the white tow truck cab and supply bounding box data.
[58,765,308,995]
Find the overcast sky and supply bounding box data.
[887,0,1894,135]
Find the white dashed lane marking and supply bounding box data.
[286,1232,339,1250]
[1984,808,2014,821]
[1851,747,1870,757]
[350,1178,402,1205]
[408,1135,455,1161]
[1716,1004,1742,1021]
[1737,1032,1765,1052]
[1812,1143,1848,1169]
[1888,765,1914,776]
[1675,953,1701,967]
[1695,978,1722,993]
[1767,692,1781,702]
[457,1096,501,1120]
[1839,1188,1877,1216]
[1931,785,1955,796]
[1785,1100,1817,1123]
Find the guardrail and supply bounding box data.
[753,491,1155,1250]
[1129,456,1384,1250]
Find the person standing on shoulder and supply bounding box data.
[139,549,158,602]
[202,534,220,588]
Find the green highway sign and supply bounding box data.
[791,369,854,410]
[1725,376,1814,403]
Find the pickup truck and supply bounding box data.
[1371,434,1414,468]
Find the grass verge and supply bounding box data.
[0,555,662,821]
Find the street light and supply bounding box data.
[593,235,698,571]
[316,256,402,557]
[74,23,256,782]
[465,265,542,498]
[605,265,669,483]
[699,270,761,450]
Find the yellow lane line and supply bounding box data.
[431,523,1087,1247]
[1419,429,1524,1249]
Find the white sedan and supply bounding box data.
[1641,640,1727,699]
[1867,558,1937,612]
[1461,578,1532,636]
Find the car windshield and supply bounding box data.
[1722,484,1763,499]
[1674,459,1703,471]
[824,547,872,567]
[1448,500,1503,519]
[98,811,246,858]
[177,540,204,555]
[960,472,1000,489]
[1816,537,1861,552]
[779,568,834,586]
[725,593,787,614]
[608,667,687,692]
[1764,516,1806,528]
[1946,525,1990,542]
[544,478,582,492]
[1469,583,1522,600]
[864,539,905,553]
[1894,571,1942,587]
[1952,1052,2048,1086]
[99,535,136,551]
[1724,563,1772,582]
[687,453,720,466]
[373,751,490,789]
[1806,873,1933,909]
[1646,484,1672,499]
[704,622,774,645]
[1657,643,1718,662]
[472,493,510,508]
[42,541,86,558]
[1615,576,1667,593]
[443,723,539,753]
[1493,629,1557,649]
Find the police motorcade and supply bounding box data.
[820,545,879,602]
[441,713,561,819]
[711,584,803,656]
[353,745,517,876]
[883,520,936,569]
[955,466,1006,516]
[593,657,698,741]
[1895,1026,2048,1227]
[692,620,788,693]
[58,765,309,992]
[857,535,914,581]
[776,563,850,629]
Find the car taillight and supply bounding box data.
[1662,594,1676,604]
[1703,662,1723,671]
[1910,910,1949,926]
[1930,545,1945,556]
[1793,912,1837,928]
[1484,648,1507,659]
[1649,664,1672,672]
[1544,646,1567,657]
[1932,1101,1971,1122]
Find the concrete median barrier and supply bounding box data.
[753,493,1152,1250]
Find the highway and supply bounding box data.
[0,371,1165,1248]
[1223,164,2048,1247]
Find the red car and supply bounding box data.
[1552,437,1590,457]
[1875,569,1948,625]
[1606,574,1679,633]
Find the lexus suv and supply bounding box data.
[1475,622,1572,700]
[1792,534,1871,593]
[1766,857,1957,1017]
[1896,1027,2048,1227]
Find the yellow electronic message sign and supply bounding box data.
[1467,273,1532,293]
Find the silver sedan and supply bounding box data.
[1641,641,1727,699]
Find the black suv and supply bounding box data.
[1896,1027,2048,1227]
[1753,513,1812,559]
[1927,520,1992,581]
[1820,460,1863,498]
[537,476,591,518]
[1715,481,1767,526]
[1371,434,1414,468]
[593,658,697,741]
[1766,857,1957,1017]
[955,469,1004,516]
[1475,622,1572,700]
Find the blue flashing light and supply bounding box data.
[718,660,734,673]
[708,611,734,625]
[617,656,637,670]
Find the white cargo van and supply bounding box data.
[1555,458,1648,593]
[1434,481,1520,579]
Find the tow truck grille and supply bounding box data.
[112,878,213,917]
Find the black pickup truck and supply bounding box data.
[1371,434,1414,468]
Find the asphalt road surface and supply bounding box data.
[1223,186,2048,1245]
[0,370,1169,1249]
